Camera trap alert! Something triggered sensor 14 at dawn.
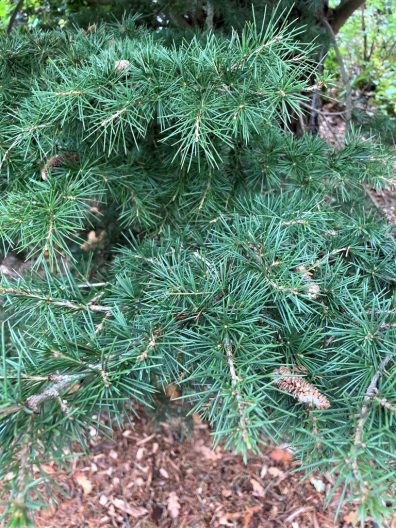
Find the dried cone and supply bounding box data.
[273,366,330,409]
[41,151,79,180]
[115,59,131,72]
[41,155,64,180]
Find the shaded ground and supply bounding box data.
[33,411,363,528]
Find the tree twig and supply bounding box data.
[224,339,250,447]
[25,373,83,412]
[308,47,325,134]
[351,353,394,494]
[301,101,348,117]
[354,354,393,447]
[322,17,353,124]
[374,397,396,414]
[3,361,109,416]
[0,285,111,313]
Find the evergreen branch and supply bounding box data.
[0,137,20,171]
[0,286,111,314]
[224,339,250,447]
[55,90,83,96]
[43,217,55,253]
[77,282,110,289]
[138,329,161,361]
[350,353,394,499]
[0,404,23,418]
[25,373,83,413]
[231,35,284,71]
[375,397,396,414]
[354,354,394,448]
[94,311,112,335]
[4,362,110,417]
[100,107,128,127]
[13,427,32,513]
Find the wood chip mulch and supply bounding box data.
[29,410,371,528]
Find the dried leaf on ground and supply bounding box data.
[112,498,148,517]
[343,510,357,524]
[165,383,180,399]
[243,505,262,528]
[194,438,222,460]
[73,471,93,495]
[218,511,243,525]
[269,448,293,465]
[250,478,265,497]
[268,466,286,479]
[159,467,169,479]
[310,478,326,493]
[167,491,181,519]
[81,230,106,251]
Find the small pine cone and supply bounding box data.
[273,366,330,409]
[41,151,79,180]
[115,60,131,72]
[41,155,63,180]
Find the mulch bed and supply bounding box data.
[32,410,363,528]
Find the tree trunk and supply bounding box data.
[330,0,366,33]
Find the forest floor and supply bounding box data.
[33,408,369,528]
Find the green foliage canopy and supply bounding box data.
[0,13,395,527]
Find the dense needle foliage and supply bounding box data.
[0,12,395,526]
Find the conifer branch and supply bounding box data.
[55,90,83,96]
[375,397,396,414]
[25,374,83,413]
[13,426,33,514]
[224,339,250,447]
[101,108,128,127]
[4,362,111,417]
[231,35,283,71]
[0,286,112,313]
[350,353,393,498]
[0,404,23,417]
[94,311,112,335]
[354,354,393,448]
[0,138,20,171]
[77,282,109,289]
[295,265,320,299]
[138,329,161,361]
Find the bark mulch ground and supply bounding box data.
[31,410,374,528]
